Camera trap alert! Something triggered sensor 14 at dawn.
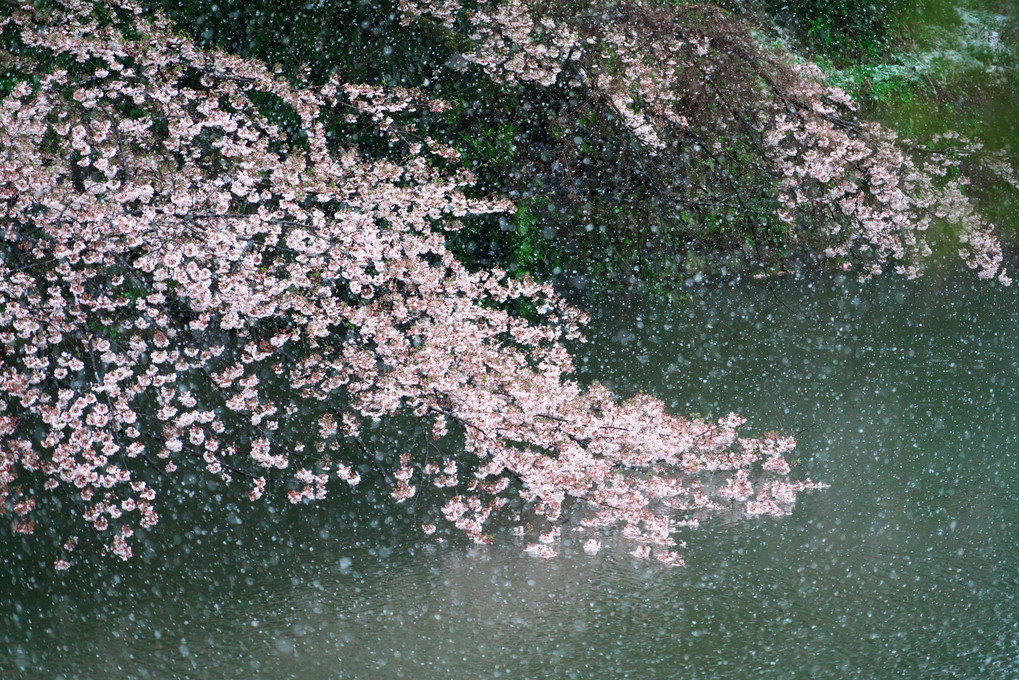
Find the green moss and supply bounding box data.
[820,0,1019,237]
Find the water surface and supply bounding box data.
[3,268,1017,679]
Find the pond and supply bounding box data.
[2,267,1017,679]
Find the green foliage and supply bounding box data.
[744,0,925,66]
[816,0,1019,237]
[153,0,438,86]
[136,0,1016,299]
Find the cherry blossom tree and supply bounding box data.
[402,0,1011,283]
[1,0,828,570]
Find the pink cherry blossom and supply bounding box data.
[0,0,833,569]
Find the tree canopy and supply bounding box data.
[3,0,1010,569]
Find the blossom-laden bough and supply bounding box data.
[403,0,1011,283]
[0,0,824,570]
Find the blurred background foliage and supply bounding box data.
[143,0,1017,301]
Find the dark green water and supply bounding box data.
[2,268,1018,679]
